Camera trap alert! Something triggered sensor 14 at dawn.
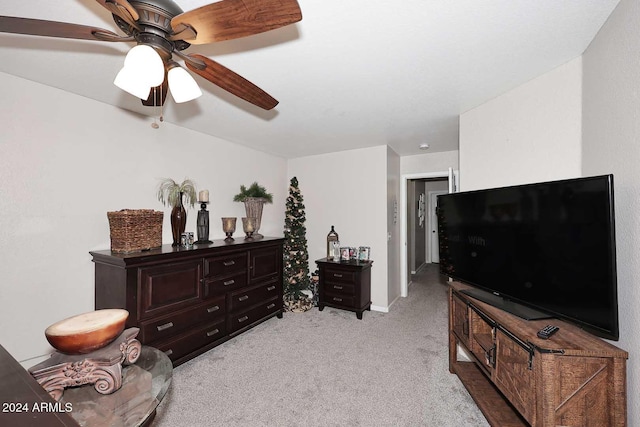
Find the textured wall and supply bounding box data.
[386,146,401,307]
[288,146,389,309]
[582,0,640,422]
[400,150,459,176]
[459,58,582,191]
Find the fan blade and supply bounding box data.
[95,0,139,23]
[171,0,302,44]
[0,16,125,41]
[185,54,277,110]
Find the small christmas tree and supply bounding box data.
[283,177,313,312]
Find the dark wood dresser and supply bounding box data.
[316,258,372,319]
[91,237,284,366]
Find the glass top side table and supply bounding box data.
[60,346,172,427]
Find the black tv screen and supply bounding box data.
[437,175,619,340]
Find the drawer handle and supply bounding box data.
[207,305,220,313]
[333,297,343,302]
[206,328,220,337]
[164,349,173,357]
[333,273,343,278]
[223,279,235,286]
[223,260,235,266]
[238,316,249,323]
[238,295,249,301]
[267,303,276,309]
[156,322,174,332]
[334,285,343,290]
[267,285,276,291]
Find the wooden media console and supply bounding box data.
[449,281,628,427]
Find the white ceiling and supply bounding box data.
[0,1,620,159]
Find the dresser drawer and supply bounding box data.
[229,280,280,312]
[324,268,357,284]
[325,293,355,307]
[139,259,203,319]
[139,295,226,343]
[249,246,281,283]
[155,318,227,363]
[204,252,247,276]
[204,271,247,297]
[229,296,281,334]
[323,282,355,296]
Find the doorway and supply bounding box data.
[400,169,457,297]
[406,178,448,275]
[429,189,448,263]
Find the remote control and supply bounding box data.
[537,325,559,339]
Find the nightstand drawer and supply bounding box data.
[229,296,281,334]
[324,268,357,284]
[229,280,279,312]
[139,296,225,343]
[324,282,355,295]
[204,252,247,276]
[155,318,227,363]
[325,293,355,307]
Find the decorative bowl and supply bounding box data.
[44,309,129,355]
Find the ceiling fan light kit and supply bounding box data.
[0,0,303,110]
[114,44,164,99]
[167,63,202,103]
[114,66,153,99]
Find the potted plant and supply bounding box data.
[233,182,273,238]
[157,178,197,246]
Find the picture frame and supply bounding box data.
[358,246,370,261]
[329,241,341,261]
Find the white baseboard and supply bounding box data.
[370,304,389,313]
[371,292,402,313]
[415,262,428,273]
[388,292,401,309]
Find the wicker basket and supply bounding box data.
[107,209,163,253]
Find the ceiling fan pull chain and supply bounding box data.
[151,86,159,129]
[160,84,164,123]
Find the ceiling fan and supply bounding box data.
[0,0,302,109]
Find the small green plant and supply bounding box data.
[157,178,197,208]
[233,182,273,204]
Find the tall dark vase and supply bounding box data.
[170,192,187,246]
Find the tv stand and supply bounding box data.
[459,288,552,320]
[449,281,628,426]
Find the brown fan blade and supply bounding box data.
[95,0,139,23]
[171,0,302,44]
[185,54,277,110]
[0,16,125,41]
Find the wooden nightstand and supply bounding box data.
[316,258,372,319]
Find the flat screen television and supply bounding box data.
[437,174,619,340]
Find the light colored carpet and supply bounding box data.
[154,265,489,426]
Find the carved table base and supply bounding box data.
[28,327,141,401]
